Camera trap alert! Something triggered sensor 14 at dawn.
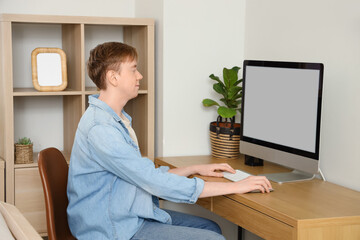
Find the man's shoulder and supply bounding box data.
[78,106,115,131]
[78,106,124,132]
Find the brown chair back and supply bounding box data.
[38,147,76,240]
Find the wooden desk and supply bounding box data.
[155,155,360,240]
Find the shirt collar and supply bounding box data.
[88,94,132,123]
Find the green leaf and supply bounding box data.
[217,106,237,118]
[16,137,32,145]
[231,66,241,74]
[222,68,230,88]
[227,98,242,108]
[227,101,239,108]
[224,68,238,87]
[213,83,225,95]
[235,100,242,105]
[209,74,223,84]
[219,98,227,105]
[233,93,242,100]
[202,99,219,107]
[228,86,242,99]
[234,79,243,86]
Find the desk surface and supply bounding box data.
[155,155,360,240]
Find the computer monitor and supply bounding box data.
[240,60,324,183]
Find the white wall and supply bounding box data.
[162,0,246,157]
[135,1,248,239]
[136,0,246,157]
[244,0,360,191]
[0,0,134,17]
[135,0,164,157]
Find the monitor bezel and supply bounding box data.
[240,60,324,160]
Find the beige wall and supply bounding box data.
[161,0,246,157]
[244,0,360,191]
[0,0,134,17]
[135,0,164,157]
[136,1,247,239]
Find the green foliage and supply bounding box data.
[202,66,242,119]
[16,137,32,145]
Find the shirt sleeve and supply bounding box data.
[87,124,204,204]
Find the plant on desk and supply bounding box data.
[202,66,242,158]
[14,137,34,164]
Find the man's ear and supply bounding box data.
[106,70,118,87]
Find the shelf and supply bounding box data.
[84,88,148,95]
[84,87,99,94]
[13,88,83,96]
[14,151,71,169]
[13,152,149,169]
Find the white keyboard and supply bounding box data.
[223,169,252,182]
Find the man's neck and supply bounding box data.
[98,90,127,117]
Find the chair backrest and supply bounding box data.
[38,147,76,240]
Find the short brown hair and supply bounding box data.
[87,42,138,90]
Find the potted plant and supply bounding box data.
[14,137,33,164]
[202,66,242,158]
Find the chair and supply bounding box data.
[0,201,42,240]
[38,147,76,240]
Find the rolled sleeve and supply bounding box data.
[158,166,170,173]
[188,177,205,204]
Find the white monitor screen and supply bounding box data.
[242,65,321,154]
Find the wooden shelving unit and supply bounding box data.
[0,14,155,234]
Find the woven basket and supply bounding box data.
[15,144,34,164]
[210,120,241,158]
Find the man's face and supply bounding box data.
[116,59,143,100]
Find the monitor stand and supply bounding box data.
[244,155,264,166]
[262,170,315,184]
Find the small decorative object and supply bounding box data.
[31,47,67,92]
[202,66,242,158]
[14,137,33,164]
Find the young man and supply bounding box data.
[67,42,272,240]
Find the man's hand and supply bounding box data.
[195,163,236,177]
[235,176,272,193]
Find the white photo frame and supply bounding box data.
[31,48,67,91]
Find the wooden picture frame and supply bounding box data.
[31,47,67,91]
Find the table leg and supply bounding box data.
[238,226,243,240]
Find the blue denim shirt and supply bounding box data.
[67,95,204,240]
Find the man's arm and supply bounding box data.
[168,163,272,196]
[168,163,235,177]
[199,176,272,197]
